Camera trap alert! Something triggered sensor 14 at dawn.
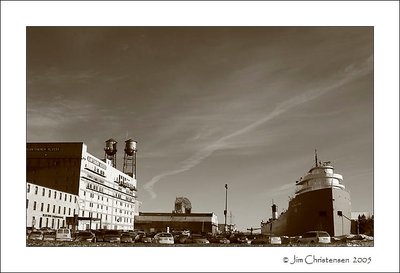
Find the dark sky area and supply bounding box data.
[27,27,373,230]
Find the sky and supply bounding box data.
[26,27,373,231]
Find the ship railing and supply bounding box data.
[295,183,345,194]
[297,173,343,184]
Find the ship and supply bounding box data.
[261,150,351,237]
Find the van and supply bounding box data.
[56,228,73,241]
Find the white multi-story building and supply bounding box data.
[26,182,79,229]
[27,141,139,231]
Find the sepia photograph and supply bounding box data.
[25,26,373,247]
[1,1,399,272]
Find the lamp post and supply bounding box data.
[224,184,228,233]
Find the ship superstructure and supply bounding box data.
[261,151,351,237]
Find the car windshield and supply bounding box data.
[318,232,330,237]
[159,233,172,237]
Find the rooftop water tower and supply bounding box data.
[104,138,118,168]
[123,138,137,178]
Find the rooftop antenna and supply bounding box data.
[315,149,318,167]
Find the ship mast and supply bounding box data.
[315,149,318,167]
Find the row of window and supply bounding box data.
[27,199,75,216]
[27,184,77,204]
[115,216,132,224]
[28,158,79,168]
[85,172,135,200]
[88,182,104,193]
[87,202,108,211]
[27,200,133,225]
[31,215,132,229]
[114,207,133,216]
[81,189,134,209]
[79,211,132,224]
[31,216,65,229]
[84,201,133,216]
[85,163,105,176]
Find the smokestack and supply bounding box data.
[272,204,278,220]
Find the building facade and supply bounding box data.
[134,212,219,234]
[27,142,139,231]
[26,182,79,229]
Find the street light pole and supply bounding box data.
[224,184,228,233]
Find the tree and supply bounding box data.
[357,214,374,236]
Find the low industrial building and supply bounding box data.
[26,140,139,231]
[134,212,218,234]
[134,197,219,234]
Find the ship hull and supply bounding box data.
[262,187,351,237]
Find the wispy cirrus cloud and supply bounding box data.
[29,69,98,84]
[143,57,372,199]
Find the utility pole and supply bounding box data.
[247,227,261,236]
[224,184,228,233]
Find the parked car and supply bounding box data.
[188,234,210,244]
[28,230,44,241]
[268,235,282,245]
[153,232,174,245]
[127,230,137,239]
[229,234,249,244]
[297,231,331,244]
[134,232,152,243]
[103,230,121,243]
[56,228,73,241]
[250,234,267,245]
[175,234,190,244]
[43,231,56,241]
[74,231,96,242]
[134,231,146,243]
[280,236,291,245]
[209,236,230,244]
[141,235,153,243]
[251,234,281,245]
[172,231,183,239]
[120,232,133,243]
[90,229,105,242]
[26,227,34,238]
